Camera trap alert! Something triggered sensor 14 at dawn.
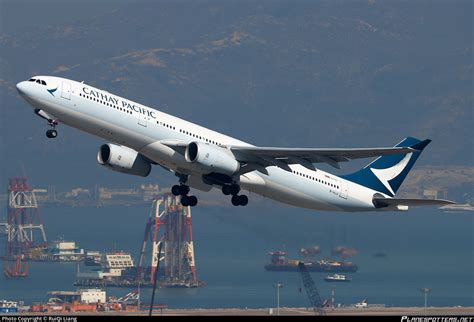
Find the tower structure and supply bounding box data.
[137,194,199,287]
[3,177,47,278]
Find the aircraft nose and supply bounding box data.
[16,81,27,95]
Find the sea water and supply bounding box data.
[0,202,472,308]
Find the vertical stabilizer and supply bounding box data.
[342,137,431,196]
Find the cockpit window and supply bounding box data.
[32,79,47,85]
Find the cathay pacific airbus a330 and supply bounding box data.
[16,76,453,211]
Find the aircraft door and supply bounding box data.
[138,110,147,127]
[338,180,348,199]
[61,81,71,100]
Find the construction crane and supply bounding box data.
[149,242,163,316]
[116,290,139,304]
[298,262,325,315]
[3,177,47,278]
[137,194,199,287]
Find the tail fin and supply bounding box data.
[342,137,431,197]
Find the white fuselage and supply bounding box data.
[16,76,388,212]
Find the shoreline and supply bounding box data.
[9,306,474,316]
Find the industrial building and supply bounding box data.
[48,289,106,304]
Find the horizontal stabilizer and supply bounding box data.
[373,197,456,208]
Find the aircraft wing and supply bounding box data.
[160,139,188,155]
[160,139,425,172]
[373,197,456,208]
[231,145,417,170]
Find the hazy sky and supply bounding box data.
[0,0,472,190]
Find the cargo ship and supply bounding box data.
[264,251,358,272]
[23,241,85,262]
[75,251,136,286]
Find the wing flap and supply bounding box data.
[231,145,415,169]
[231,146,414,159]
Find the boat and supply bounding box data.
[264,251,358,272]
[324,274,351,282]
[0,300,18,313]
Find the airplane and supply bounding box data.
[16,76,454,211]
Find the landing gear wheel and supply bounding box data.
[179,185,190,196]
[229,184,240,195]
[171,185,181,196]
[172,184,190,196]
[238,195,248,206]
[222,185,231,196]
[181,195,190,207]
[231,195,248,206]
[181,195,198,207]
[222,184,240,196]
[231,195,240,206]
[188,196,198,207]
[46,129,57,139]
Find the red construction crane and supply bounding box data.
[3,177,47,278]
[137,194,199,287]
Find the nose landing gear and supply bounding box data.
[46,128,57,138]
[45,121,58,139]
[34,109,59,139]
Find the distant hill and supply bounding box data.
[398,166,474,203]
[0,0,471,188]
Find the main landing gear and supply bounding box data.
[171,175,198,207]
[222,183,248,206]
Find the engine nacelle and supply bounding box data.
[97,144,151,177]
[185,141,239,175]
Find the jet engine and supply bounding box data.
[97,143,151,177]
[185,141,239,175]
